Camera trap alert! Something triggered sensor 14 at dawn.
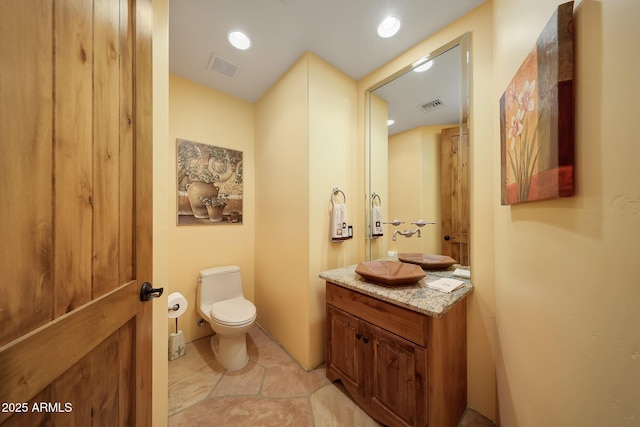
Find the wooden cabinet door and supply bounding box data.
[364,323,427,427]
[0,0,153,425]
[326,306,365,395]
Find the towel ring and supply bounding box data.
[331,187,346,206]
[372,192,381,207]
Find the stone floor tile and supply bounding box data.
[211,360,265,397]
[168,336,223,384]
[168,396,311,427]
[262,362,329,398]
[247,326,293,368]
[310,384,382,427]
[168,367,222,415]
[458,408,496,427]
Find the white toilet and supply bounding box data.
[197,265,257,371]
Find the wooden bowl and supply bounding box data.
[397,253,457,270]
[355,261,426,286]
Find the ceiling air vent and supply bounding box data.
[419,98,444,112]
[208,54,240,79]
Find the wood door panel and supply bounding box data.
[91,329,122,426]
[51,351,93,426]
[53,0,95,316]
[326,306,364,393]
[132,1,154,423]
[365,322,425,427]
[440,126,470,266]
[2,317,135,426]
[2,388,52,427]
[118,0,135,285]
[0,0,153,423]
[0,0,142,342]
[0,0,54,347]
[0,281,137,421]
[93,0,126,297]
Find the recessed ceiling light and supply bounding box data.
[387,119,395,126]
[413,60,433,73]
[377,16,401,38]
[228,30,251,50]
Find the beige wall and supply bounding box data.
[254,54,310,366]
[493,0,640,425]
[308,53,359,366]
[369,94,390,259]
[167,74,255,343]
[358,1,496,419]
[388,125,455,254]
[255,52,358,370]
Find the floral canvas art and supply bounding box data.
[177,139,243,225]
[500,1,575,205]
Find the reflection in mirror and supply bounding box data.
[366,33,470,268]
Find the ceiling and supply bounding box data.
[169,0,484,103]
[374,43,462,135]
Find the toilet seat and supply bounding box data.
[210,298,256,326]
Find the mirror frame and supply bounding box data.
[364,32,471,264]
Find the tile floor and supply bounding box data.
[168,325,494,427]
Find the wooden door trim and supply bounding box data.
[0,281,138,424]
[133,0,154,424]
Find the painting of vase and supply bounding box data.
[500,1,575,205]
[176,138,243,225]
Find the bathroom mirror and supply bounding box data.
[365,33,470,267]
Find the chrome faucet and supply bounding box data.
[411,220,436,227]
[392,228,421,241]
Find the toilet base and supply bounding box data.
[210,333,249,371]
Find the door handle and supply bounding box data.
[140,282,164,301]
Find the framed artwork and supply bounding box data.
[500,1,575,205]
[176,138,243,225]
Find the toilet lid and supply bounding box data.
[210,298,256,326]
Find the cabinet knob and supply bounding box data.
[355,332,362,340]
[363,336,370,344]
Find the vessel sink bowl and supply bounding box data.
[355,261,426,286]
[397,253,457,270]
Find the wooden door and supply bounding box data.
[0,0,153,425]
[364,322,426,427]
[326,306,365,395]
[440,125,470,266]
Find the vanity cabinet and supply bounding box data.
[326,282,467,427]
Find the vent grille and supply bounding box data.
[419,98,444,112]
[208,54,239,79]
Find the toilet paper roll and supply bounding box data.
[167,292,188,318]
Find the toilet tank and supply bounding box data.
[198,265,243,305]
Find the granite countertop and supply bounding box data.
[319,262,473,318]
